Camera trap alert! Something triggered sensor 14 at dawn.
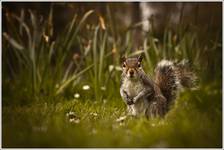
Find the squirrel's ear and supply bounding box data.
[120,56,126,63]
[138,54,144,62]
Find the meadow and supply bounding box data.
[2,5,222,147]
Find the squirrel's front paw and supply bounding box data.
[127,99,134,105]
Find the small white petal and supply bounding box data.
[90,112,98,116]
[69,118,75,122]
[74,119,80,124]
[109,65,114,72]
[74,93,80,98]
[82,85,90,90]
[69,111,75,115]
[69,118,80,124]
[100,86,106,91]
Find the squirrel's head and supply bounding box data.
[121,55,144,80]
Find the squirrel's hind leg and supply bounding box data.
[145,95,167,118]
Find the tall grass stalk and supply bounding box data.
[3,6,221,101]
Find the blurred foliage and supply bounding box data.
[3,85,221,147]
[2,3,222,147]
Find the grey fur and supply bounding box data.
[120,58,196,118]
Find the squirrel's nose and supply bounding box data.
[129,70,134,76]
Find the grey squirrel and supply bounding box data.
[120,55,196,118]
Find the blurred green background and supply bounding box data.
[2,2,222,148]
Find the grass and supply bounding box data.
[3,84,222,147]
[2,4,222,148]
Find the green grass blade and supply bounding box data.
[98,32,107,84]
[56,64,93,95]
[3,32,24,50]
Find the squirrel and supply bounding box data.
[120,55,196,118]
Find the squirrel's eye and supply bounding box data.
[138,64,141,68]
[123,64,126,68]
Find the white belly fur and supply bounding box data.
[122,78,149,116]
[122,78,143,97]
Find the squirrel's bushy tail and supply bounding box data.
[154,59,196,105]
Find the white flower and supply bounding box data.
[69,111,75,115]
[100,86,106,91]
[66,111,75,117]
[82,85,90,90]
[90,112,98,117]
[74,93,80,98]
[69,118,75,122]
[109,65,114,72]
[69,118,80,124]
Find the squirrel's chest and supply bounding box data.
[122,79,144,97]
